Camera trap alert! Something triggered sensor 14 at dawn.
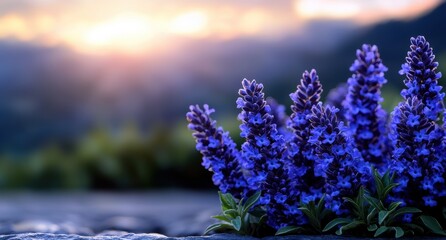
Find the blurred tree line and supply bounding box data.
[0,123,219,190]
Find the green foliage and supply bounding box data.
[298,195,331,233]
[420,215,446,236]
[275,195,331,236]
[205,191,267,236]
[275,226,303,236]
[324,168,423,238]
[0,123,211,190]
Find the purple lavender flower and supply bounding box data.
[237,79,304,229]
[389,97,445,207]
[186,104,247,199]
[400,36,444,121]
[289,69,323,117]
[287,69,324,202]
[308,102,370,215]
[343,44,389,165]
[263,165,307,229]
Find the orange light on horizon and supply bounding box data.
[294,0,442,24]
[169,10,208,36]
[79,14,154,54]
[0,0,442,55]
[295,1,360,19]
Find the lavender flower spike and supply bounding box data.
[389,97,445,207]
[343,44,388,165]
[288,69,323,163]
[186,104,247,199]
[287,69,324,202]
[309,102,371,215]
[237,79,303,229]
[400,36,444,121]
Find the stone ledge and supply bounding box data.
[0,233,443,240]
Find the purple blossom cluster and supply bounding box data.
[237,79,303,229]
[389,97,445,207]
[308,103,370,214]
[287,70,324,203]
[187,35,446,230]
[400,36,444,120]
[186,104,247,199]
[389,36,446,208]
[343,44,389,165]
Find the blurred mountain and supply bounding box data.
[0,2,445,153]
[326,1,446,92]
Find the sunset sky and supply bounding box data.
[0,0,441,55]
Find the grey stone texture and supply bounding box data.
[0,191,219,236]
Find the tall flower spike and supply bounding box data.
[289,69,323,117]
[237,79,303,229]
[288,69,323,163]
[389,97,445,207]
[287,69,324,203]
[186,104,247,199]
[400,36,444,121]
[309,102,371,215]
[343,44,389,165]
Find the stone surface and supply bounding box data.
[0,191,219,236]
[0,233,444,240]
[0,192,443,239]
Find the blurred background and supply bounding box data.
[0,0,445,190]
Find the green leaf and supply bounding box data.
[382,183,399,198]
[275,226,303,236]
[204,223,232,235]
[388,201,402,212]
[343,220,364,231]
[249,206,266,218]
[378,210,388,225]
[316,194,326,214]
[373,169,384,199]
[223,209,238,218]
[320,209,331,220]
[298,206,317,225]
[363,194,385,211]
[242,191,261,216]
[393,227,404,238]
[323,218,352,232]
[374,226,389,237]
[367,207,378,224]
[219,192,237,211]
[343,197,360,211]
[212,215,230,222]
[420,215,446,236]
[403,223,424,234]
[258,214,267,225]
[390,207,421,220]
[367,224,377,231]
[335,220,363,235]
[231,216,242,231]
[382,170,391,185]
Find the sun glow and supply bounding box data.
[294,0,442,24]
[169,11,208,36]
[0,1,441,55]
[79,14,154,54]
